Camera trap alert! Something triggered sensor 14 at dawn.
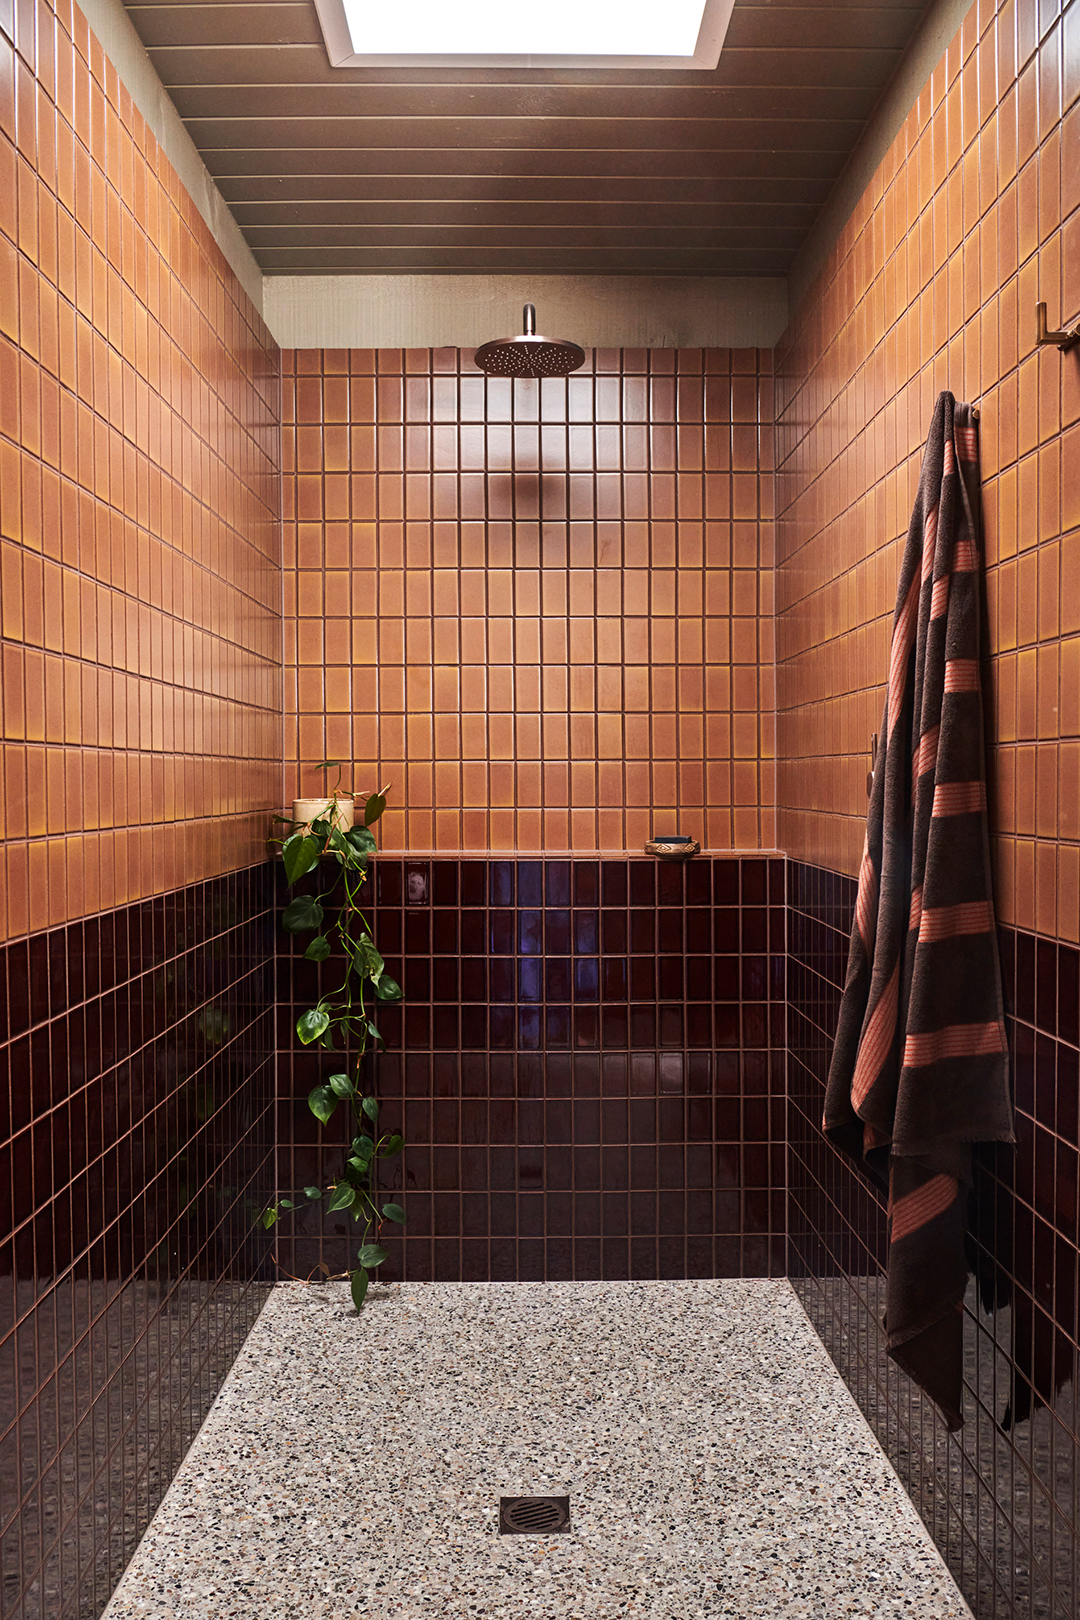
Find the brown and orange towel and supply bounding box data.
[824,391,1013,1431]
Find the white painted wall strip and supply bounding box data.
[263,273,789,351]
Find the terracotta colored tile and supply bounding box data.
[1060,741,1080,838]
[1061,637,1080,733]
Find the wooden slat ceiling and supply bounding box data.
[123,0,930,276]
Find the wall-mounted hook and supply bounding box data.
[866,732,878,799]
[1036,302,1080,353]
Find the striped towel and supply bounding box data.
[824,392,1013,1431]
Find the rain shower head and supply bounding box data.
[474,304,586,379]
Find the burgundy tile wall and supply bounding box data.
[274,855,786,1284]
[0,866,276,1620]
[788,858,1080,1620]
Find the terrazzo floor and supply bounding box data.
[103,1279,973,1619]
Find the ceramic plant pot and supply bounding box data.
[292,794,355,833]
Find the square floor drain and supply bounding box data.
[499,1495,571,1534]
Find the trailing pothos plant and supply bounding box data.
[262,762,404,1313]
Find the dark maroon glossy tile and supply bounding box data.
[432,863,458,906]
[490,861,515,906]
[1016,930,1036,1024]
[460,862,487,907]
[630,910,656,953]
[546,910,572,953]
[1059,946,1079,1049]
[1059,1046,1080,1148]
[2,871,276,1620]
[601,862,628,906]
[376,860,403,905]
[628,862,655,906]
[517,862,543,907]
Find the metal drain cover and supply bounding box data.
[499,1495,571,1534]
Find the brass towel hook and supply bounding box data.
[1036,302,1080,353]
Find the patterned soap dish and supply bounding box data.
[645,834,701,861]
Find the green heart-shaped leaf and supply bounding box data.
[283,895,324,934]
[297,1007,330,1045]
[363,792,387,827]
[303,934,332,962]
[374,973,402,1001]
[329,1073,354,1098]
[381,1202,406,1224]
[358,1243,388,1268]
[307,1084,338,1124]
[361,1095,380,1121]
[283,833,321,885]
[327,1183,356,1212]
[358,936,384,974]
[350,1268,369,1311]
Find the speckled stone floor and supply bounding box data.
[103,1279,973,1619]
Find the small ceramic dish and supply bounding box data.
[644,835,701,861]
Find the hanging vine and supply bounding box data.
[263,764,404,1312]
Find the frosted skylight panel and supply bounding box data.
[344,0,704,58]
[315,0,734,69]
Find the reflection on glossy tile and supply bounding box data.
[275,856,787,1286]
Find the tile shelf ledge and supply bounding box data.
[347,848,788,860]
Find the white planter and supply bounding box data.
[292,794,355,832]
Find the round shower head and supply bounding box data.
[474,304,586,379]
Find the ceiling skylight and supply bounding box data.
[314,0,734,69]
